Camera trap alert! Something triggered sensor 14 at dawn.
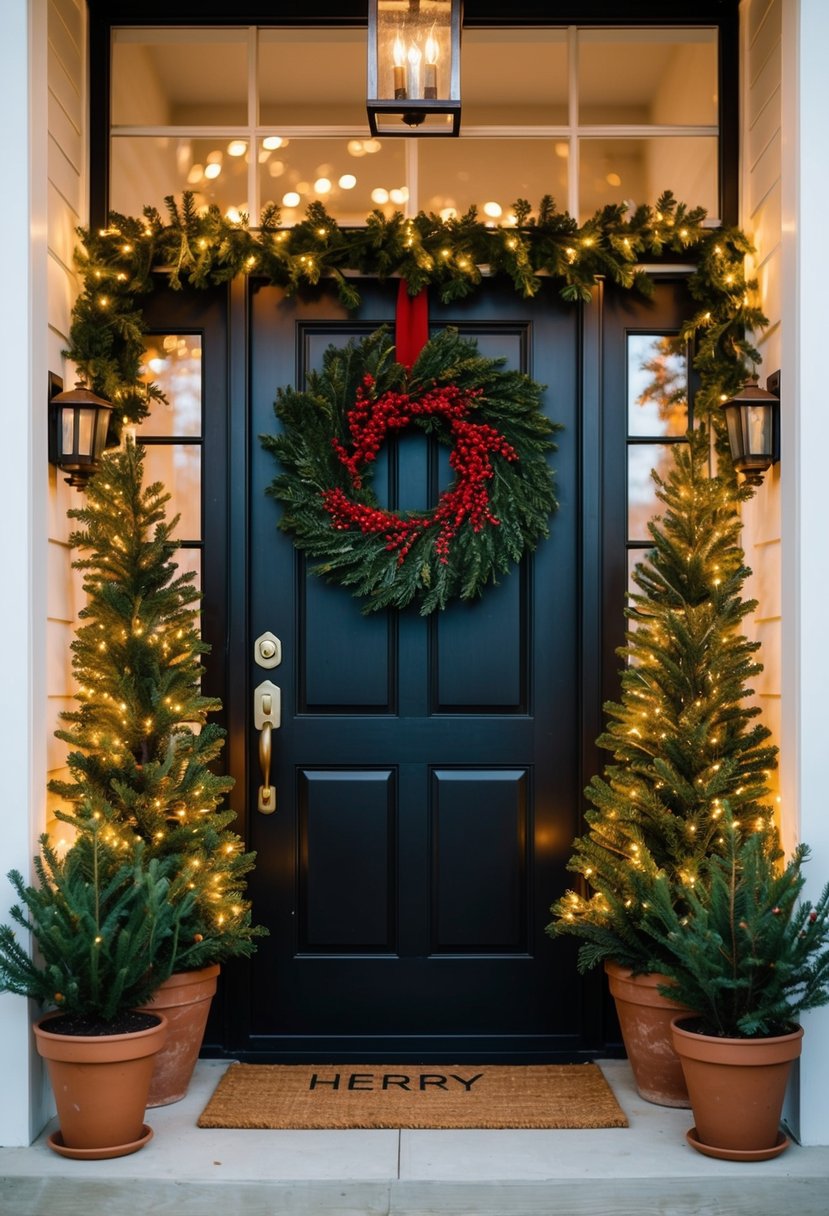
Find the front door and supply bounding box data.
[243,279,581,1059]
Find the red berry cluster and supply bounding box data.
[323,376,518,567]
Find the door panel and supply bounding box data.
[246,279,581,1058]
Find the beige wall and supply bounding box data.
[740,0,785,843]
[46,0,87,841]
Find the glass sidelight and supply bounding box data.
[138,333,204,587]
[626,333,690,590]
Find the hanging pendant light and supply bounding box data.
[367,0,462,137]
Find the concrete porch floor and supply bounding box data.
[2,1059,829,1216]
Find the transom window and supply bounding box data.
[110,25,720,225]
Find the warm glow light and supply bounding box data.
[483,201,503,219]
[425,26,439,66]
[262,135,283,151]
[347,139,367,157]
[314,178,332,195]
[606,172,622,187]
[204,163,222,180]
[338,174,357,190]
[393,34,406,69]
[227,140,247,157]
[371,188,390,205]
[389,187,408,205]
[282,191,301,208]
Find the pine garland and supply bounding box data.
[65,190,766,438]
[262,327,559,614]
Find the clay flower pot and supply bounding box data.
[671,1016,803,1161]
[33,1012,168,1159]
[138,963,220,1106]
[605,960,692,1107]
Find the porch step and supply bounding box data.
[2,1061,828,1216]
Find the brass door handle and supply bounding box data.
[254,680,281,813]
[259,721,274,813]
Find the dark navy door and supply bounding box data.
[244,279,582,1060]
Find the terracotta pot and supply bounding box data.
[34,1011,168,1159]
[671,1016,803,1161]
[138,963,220,1106]
[605,960,692,1107]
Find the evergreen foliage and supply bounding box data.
[0,825,190,1020]
[49,439,265,966]
[262,327,559,614]
[66,191,765,441]
[637,813,829,1038]
[548,427,778,972]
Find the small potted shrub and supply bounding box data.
[638,812,829,1160]
[0,817,192,1158]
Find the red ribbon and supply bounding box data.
[395,281,429,369]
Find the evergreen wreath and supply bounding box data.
[262,327,560,614]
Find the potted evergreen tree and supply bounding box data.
[49,439,265,1105]
[637,812,829,1159]
[0,816,191,1157]
[548,428,778,1105]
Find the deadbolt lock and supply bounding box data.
[254,631,282,669]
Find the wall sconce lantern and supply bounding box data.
[719,371,780,485]
[49,373,113,488]
[367,0,462,137]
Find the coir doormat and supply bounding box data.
[197,1062,628,1130]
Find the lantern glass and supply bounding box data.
[368,0,461,136]
[724,402,773,467]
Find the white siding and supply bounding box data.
[739,0,784,852]
[45,0,87,830]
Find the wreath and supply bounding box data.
[262,327,560,614]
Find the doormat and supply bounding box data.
[197,1062,628,1130]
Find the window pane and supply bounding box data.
[579,137,718,220]
[141,444,201,541]
[462,29,568,125]
[259,137,406,225]
[140,336,202,437]
[578,28,718,125]
[628,443,679,542]
[112,29,249,126]
[419,138,568,221]
[110,137,249,220]
[259,28,366,127]
[628,334,688,437]
[174,546,202,594]
[627,546,652,597]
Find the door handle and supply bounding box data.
[254,680,281,813]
